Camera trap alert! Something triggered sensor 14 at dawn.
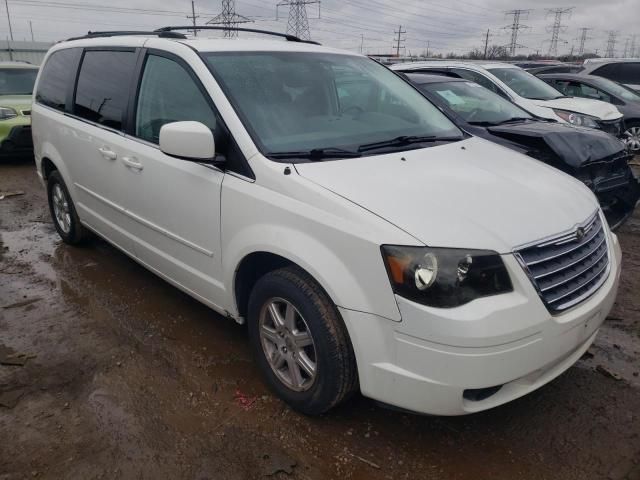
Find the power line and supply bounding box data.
[394,25,406,57]
[604,30,619,57]
[576,27,593,56]
[277,0,319,41]
[545,7,573,57]
[504,9,531,57]
[208,0,252,38]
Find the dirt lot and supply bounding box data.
[1,159,639,480]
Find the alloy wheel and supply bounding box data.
[624,126,640,152]
[258,297,317,392]
[52,183,72,234]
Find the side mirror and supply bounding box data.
[159,121,217,163]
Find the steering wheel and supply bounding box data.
[341,105,365,116]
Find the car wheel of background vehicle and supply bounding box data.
[247,266,358,415]
[623,122,640,153]
[47,170,89,245]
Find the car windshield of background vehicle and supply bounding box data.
[592,77,640,102]
[489,68,565,101]
[203,52,463,159]
[0,68,38,95]
[420,81,532,125]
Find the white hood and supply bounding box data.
[524,96,623,121]
[295,137,599,254]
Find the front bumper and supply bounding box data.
[0,120,33,157]
[342,233,622,416]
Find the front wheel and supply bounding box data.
[247,266,358,415]
[623,122,640,153]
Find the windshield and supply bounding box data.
[203,52,462,158]
[418,80,532,125]
[488,67,565,100]
[591,77,640,102]
[0,68,38,95]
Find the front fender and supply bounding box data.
[223,222,395,320]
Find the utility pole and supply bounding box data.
[186,0,199,36]
[4,0,13,42]
[604,30,618,58]
[545,7,573,57]
[504,9,531,57]
[483,29,490,59]
[394,25,406,57]
[359,34,363,54]
[631,35,638,58]
[577,27,592,56]
[276,0,320,41]
[29,20,34,41]
[208,0,252,38]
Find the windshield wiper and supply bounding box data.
[470,117,531,126]
[495,117,531,125]
[267,147,361,161]
[357,135,460,153]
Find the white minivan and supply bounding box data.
[32,28,622,416]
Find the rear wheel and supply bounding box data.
[623,122,640,153]
[47,170,89,245]
[247,266,358,415]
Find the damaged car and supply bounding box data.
[405,73,639,229]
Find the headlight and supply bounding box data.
[552,109,599,129]
[381,245,513,308]
[0,107,17,120]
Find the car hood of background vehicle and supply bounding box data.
[531,96,622,121]
[486,121,626,168]
[295,137,598,253]
[0,95,32,110]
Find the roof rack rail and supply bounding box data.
[154,26,321,45]
[66,30,187,41]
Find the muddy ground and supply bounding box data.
[1,159,639,480]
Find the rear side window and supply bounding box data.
[74,50,137,130]
[36,48,81,111]
[616,63,640,84]
[135,54,217,144]
[594,63,640,84]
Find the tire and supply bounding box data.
[47,170,89,245]
[247,266,358,415]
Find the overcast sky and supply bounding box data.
[4,0,639,57]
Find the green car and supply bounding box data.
[0,61,38,158]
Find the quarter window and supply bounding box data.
[135,54,217,144]
[36,48,81,111]
[74,50,137,130]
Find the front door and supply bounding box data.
[114,51,226,308]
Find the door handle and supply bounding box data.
[98,146,117,161]
[122,156,143,172]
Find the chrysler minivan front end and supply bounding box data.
[339,212,621,415]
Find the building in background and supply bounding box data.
[0,40,53,65]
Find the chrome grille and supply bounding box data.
[515,212,610,313]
